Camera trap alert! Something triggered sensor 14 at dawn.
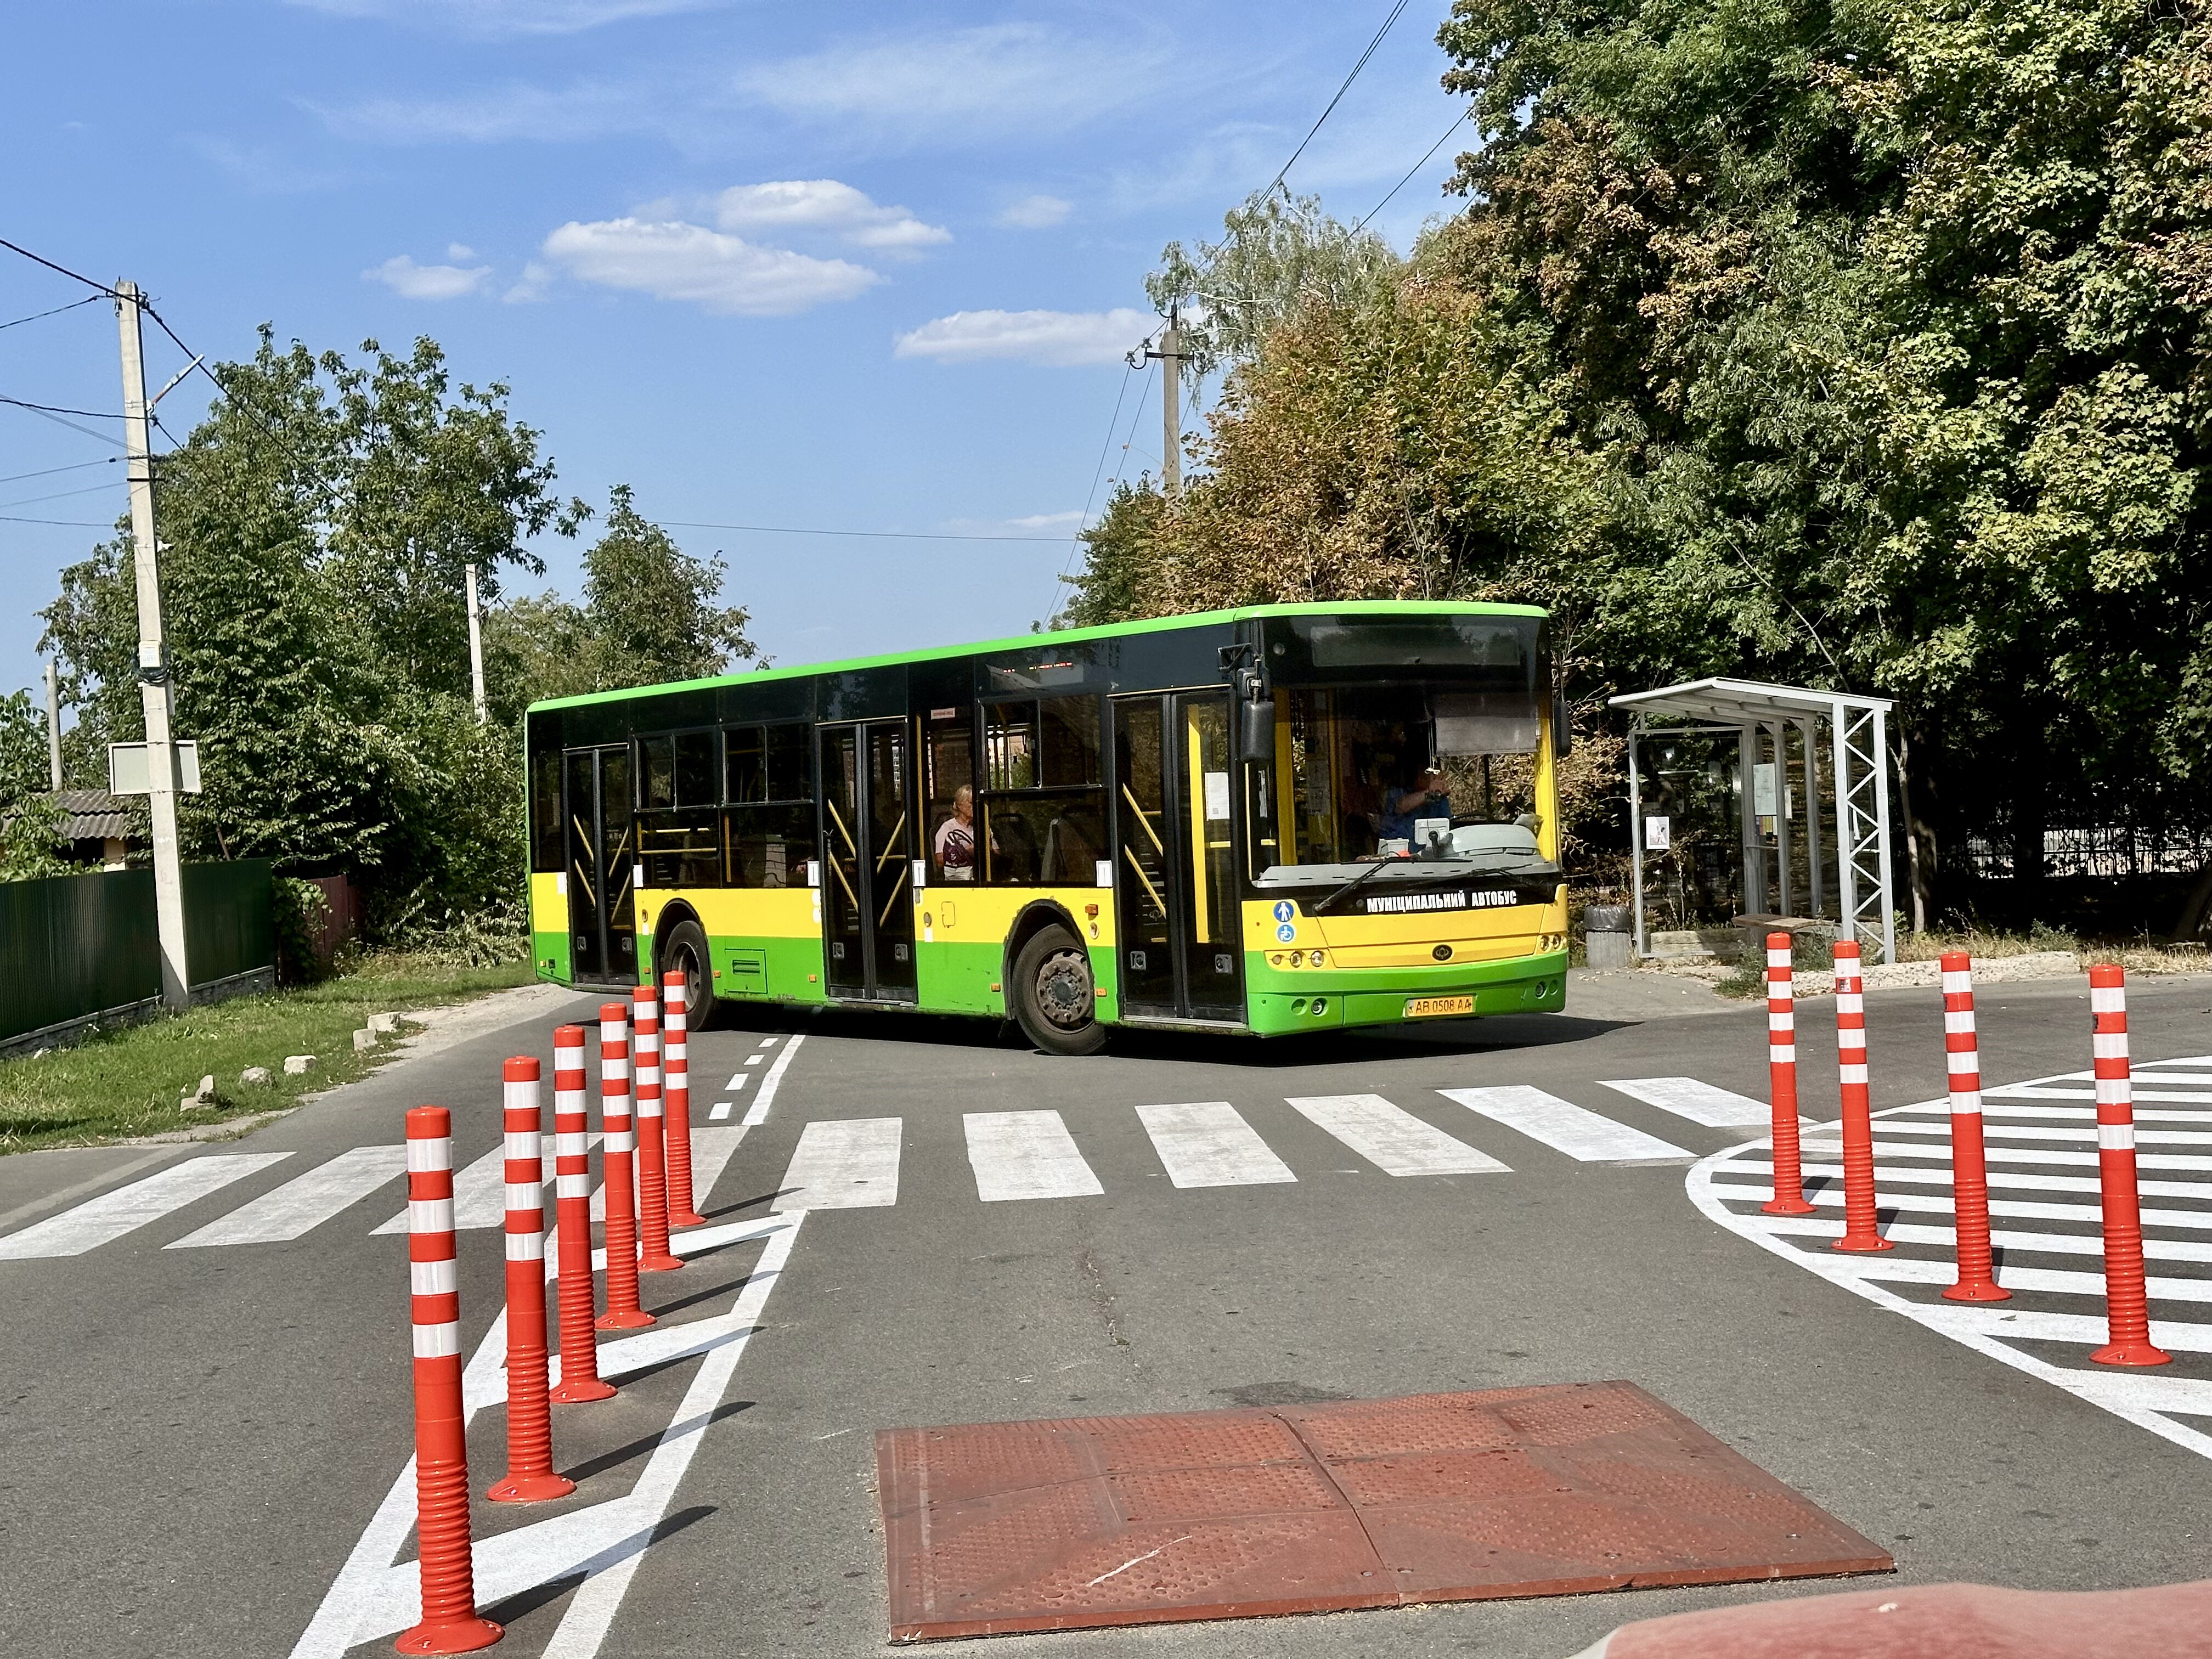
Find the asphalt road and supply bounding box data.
[4,967,2210,1659]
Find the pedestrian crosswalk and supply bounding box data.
[0,1071,1734,1257]
[1691,1053,2212,1465]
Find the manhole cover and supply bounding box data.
[876,1380,1890,1641]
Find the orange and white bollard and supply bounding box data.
[1762,933,1814,1216]
[1831,940,1892,1253]
[595,1002,653,1330]
[2089,966,2171,1367]
[663,971,704,1228]
[487,1057,574,1503]
[547,1025,614,1402]
[1940,953,2007,1303]
[397,1105,501,1655]
[632,984,682,1273]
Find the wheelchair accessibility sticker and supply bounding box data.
[1276,923,1297,943]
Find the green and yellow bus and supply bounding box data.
[524,601,1569,1053]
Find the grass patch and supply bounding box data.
[0,955,537,1155]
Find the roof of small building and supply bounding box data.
[43,789,139,844]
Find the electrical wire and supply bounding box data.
[5,401,125,450]
[0,393,121,420]
[1047,358,1140,617]
[0,236,118,297]
[653,520,1072,543]
[0,294,103,331]
[1265,0,1410,196]
[1353,107,1475,232]
[0,457,116,487]
[0,480,124,512]
[0,512,112,527]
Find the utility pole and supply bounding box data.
[117,279,191,1011]
[465,562,487,724]
[1146,306,1186,499]
[43,661,63,791]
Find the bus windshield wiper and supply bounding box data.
[1311,858,1401,916]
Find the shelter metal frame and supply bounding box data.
[1608,678,1897,965]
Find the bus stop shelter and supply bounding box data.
[1607,678,1897,965]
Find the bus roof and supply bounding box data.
[525,599,1550,715]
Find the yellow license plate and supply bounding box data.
[1404,995,1474,1018]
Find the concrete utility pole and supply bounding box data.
[43,660,62,791]
[465,562,487,724]
[1147,307,1186,499]
[116,279,191,1011]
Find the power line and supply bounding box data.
[5,400,126,450]
[1265,0,1410,196]
[0,294,103,331]
[0,457,117,486]
[0,393,121,420]
[0,479,125,512]
[653,519,1074,544]
[0,236,118,298]
[0,512,112,527]
[1354,107,1475,232]
[1048,359,1140,617]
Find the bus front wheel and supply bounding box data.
[1011,924,1105,1056]
[657,918,716,1031]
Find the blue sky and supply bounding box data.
[0,1,1474,708]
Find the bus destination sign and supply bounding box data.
[1363,888,1521,915]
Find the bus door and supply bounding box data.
[1111,691,1244,1021]
[820,721,918,1002]
[564,744,637,984]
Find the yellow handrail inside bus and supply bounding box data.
[1121,845,1166,917]
[877,860,909,927]
[825,798,857,857]
[1120,784,1164,853]
[874,811,906,870]
[827,854,860,911]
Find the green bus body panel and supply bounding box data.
[534,930,572,985]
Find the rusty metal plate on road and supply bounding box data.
[876,1380,1891,1641]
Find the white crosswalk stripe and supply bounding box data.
[1691,1051,2212,1467]
[1136,1102,1297,1189]
[1284,1094,1509,1176]
[0,1154,292,1259]
[964,1110,1104,1202]
[1440,1086,1690,1162]
[1598,1076,1774,1127]
[370,1142,518,1235]
[168,1146,406,1248]
[775,1118,902,1210]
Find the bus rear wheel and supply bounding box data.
[657,918,716,1030]
[1011,924,1105,1056]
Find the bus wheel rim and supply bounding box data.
[1036,949,1092,1029]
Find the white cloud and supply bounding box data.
[284,0,726,37]
[447,242,476,261]
[712,180,949,252]
[997,194,1071,229]
[542,218,879,315]
[364,254,493,300]
[503,261,554,304]
[894,308,1152,368]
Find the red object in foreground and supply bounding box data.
[662,971,704,1228]
[2088,964,2171,1367]
[486,1057,574,1503]
[396,1105,501,1655]
[1830,941,1892,1254]
[595,1003,653,1330]
[1599,1577,2212,1659]
[875,1381,1891,1643]
[1761,933,1814,1216]
[1939,953,2007,1303]
[546,1025,614,1403]
[631,984,681,1273]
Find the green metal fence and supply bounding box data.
[0,861,274,1046]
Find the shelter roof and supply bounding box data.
[1607,677,1893,726]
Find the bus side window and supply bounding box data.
[639,735,676,811]
[926,713,974,883]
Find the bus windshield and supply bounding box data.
[1255,685,1555,882]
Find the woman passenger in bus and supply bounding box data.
[934,783,978,881]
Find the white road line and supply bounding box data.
[1599,1076,1774,1127]
[0,1154,292,1259]
[1745,1214,2212,1265]
[370,1142,515,1235]
[745,1032,805,1124]
[1807,1137,2212,1175]
[964,1110,1104,1201]
[757,1037,777,1048]
[775,1118,902,1210]
[1730,1158,2212,1203]
[1872,1120,2212,1148]
[289,1212,803,1659]
[1918,1304,2212,1353]
[1284,1094,1509,1177]
[746,1054,765,1065]
[1988,1086,2212,1105]
[708,1101,734,1122]
[1706,1178,2212,1233]
[1440,1086,1689,1162]
[1836,1254,2212,1307]
[1135,1102,1297,1189]
[726,1073,748,1090]
[167,1146,405,1248]
[686,1124,748,1211]
[1894,1101,2212,1125]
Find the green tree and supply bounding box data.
[581,483,756,685]
[1053,481,1164,629]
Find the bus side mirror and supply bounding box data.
[1239,696,1276,761]
[1553,693,1573,757]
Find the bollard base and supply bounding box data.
[1832,1234,1894,1254]
[1943,1279,2011,1304]
[550,1375,617,1404]
[396,1615,502,1655]
[596,1308,654,1329]
[638,1251,683,1273]
[488,1470,577,1504]
[1760,1197,1818,1216]
[2091,1339,2172,1368]
[670,1206,707,1228]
